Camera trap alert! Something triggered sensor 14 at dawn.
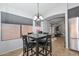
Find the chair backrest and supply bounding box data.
[42,32,48,34]
[38,35,48,44]
[28,32,32,35]
[22,35,28,46]
[28,32,35,42]
[47,35,51,42]
[38,31,43,34]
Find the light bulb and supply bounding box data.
[33,16,37,20]
[37,18,40,21]
[39,16,43,20]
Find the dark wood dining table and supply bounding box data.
[27,34,48,56]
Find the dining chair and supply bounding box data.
[22,35,36,56]
[40,32,48,52]
[42,32,48,34]
[37,35,49,56]
[28,32,37,55]
[47,35,52,56]
[28,32,33,34]
[38,31,43,34]
[38,34,52,56]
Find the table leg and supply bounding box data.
[36,43,39,56]
[50,38,52,56]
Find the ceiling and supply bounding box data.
[48,17,65,25]
[46,13,65,25]
[0,3,67,25]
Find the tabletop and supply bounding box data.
[27,34,47,39]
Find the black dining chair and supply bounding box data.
[46,35,52,56]
[37,35,49,56]
[42,32,48,34]
[28,32,33,35]
[28,32,37,55]
[28,32,36,42]
[38,31,43,34]
[22,35,36,56]
[40,32,48,53]
[38,34,52,56]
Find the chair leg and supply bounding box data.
[42,47,44,53]
[27,47,29,56]
[50,40,52,56]
[23,47,26,56]
[27,50,29,56]
[31,48,33,55]
[50,46,52,56]
[45,46,48,56]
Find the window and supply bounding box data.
[1,23,32,40]
[22,25,32,35]
[1,23,20,40]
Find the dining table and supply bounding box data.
[27,33,48,56]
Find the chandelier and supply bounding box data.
[33,3,43,21]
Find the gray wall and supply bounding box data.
[68,6,79,19]
[0,12,23,55]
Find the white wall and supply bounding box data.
[33,19,49,33]
[0,4,35,55]
[32,20,36,33]
[0,3,36,55]
[0,4,24,55]
[0,12,23,55]
[41,20,49,32]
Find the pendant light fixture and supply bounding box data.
[34,3,43,21]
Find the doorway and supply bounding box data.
[47,14,66,55]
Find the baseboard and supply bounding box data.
[69,48,79,52]
[0,47,22,55]
[19,52,23,56]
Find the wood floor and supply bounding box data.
[52,37,79,56]
[0,48,23,56]
[0,37,79,56]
